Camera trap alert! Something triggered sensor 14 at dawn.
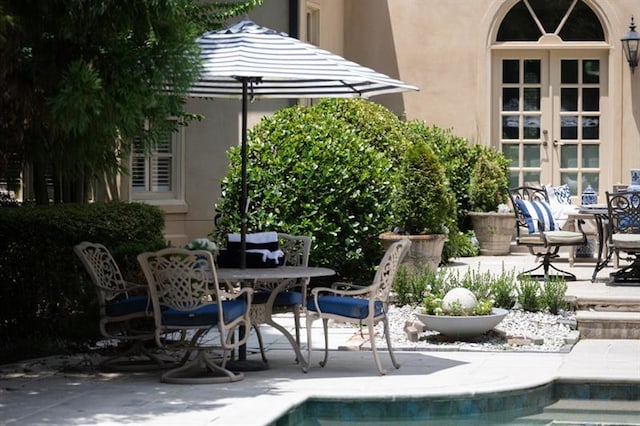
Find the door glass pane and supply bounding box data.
[523,116,540,138]
[561,60,578,84]
[561,88,578,111]
[523,88,540,111]
[502,144,519,167]
[561,116,578,139]
[503,88,519,110]
[582,173,599,193]
[508,171,520,188]
[523,144,540,167]
[582,88,599,111]
[583,60,600,84]
[524,60,541,83]
[561,144,578,168]
[523,171,541,186]
[582,145,599,168]
[502,116,519,139]
[503,60,520,83]
[561,172,578,195]
[582,116,599,140]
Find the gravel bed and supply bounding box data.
[371,304,578,353]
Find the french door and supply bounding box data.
[496,50,607,198]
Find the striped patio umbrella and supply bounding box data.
[190,20,418,268]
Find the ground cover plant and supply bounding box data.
[392,265,569,316]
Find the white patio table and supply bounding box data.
[217,266,335,370]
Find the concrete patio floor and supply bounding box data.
[1,252,639,425]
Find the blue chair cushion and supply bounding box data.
[306,295,383,320]
[161,300,247,327]
[105,295,150,317]
[253,290,302,306]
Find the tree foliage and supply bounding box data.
[0,0,260,204]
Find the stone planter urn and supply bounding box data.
[469,212,515,256]
[379,232,446,273]
[415,308,509,338]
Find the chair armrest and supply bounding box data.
[330,282,367,291]
[220,286,253,302]
[311,285,370,298]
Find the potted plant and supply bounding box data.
[380,139,456,272]
[467,148,514,255]
[412,267,512,338]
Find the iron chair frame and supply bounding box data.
[304,238,411,375]
[605,190,640,285]
[74,241,169,371]
[508,186,587,281]
[138,247,253,384]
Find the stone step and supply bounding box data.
[576,310,640,339]
[573,296,640,312]
[515,398,640,424]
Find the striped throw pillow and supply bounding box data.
[515,199,558,233]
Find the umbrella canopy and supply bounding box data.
[190,20,418,99]
[189,20,418,268]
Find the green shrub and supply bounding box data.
[414,266,516,316]
[212,98,405,284]
[390,139,456,235]
[540,277,569,314]
[491,267,517,309]
[404,122,475,231]
[517,276,542,312]
[0,202,167,362]
[392,264,435,306]
[468,148,510,213]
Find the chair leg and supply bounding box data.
[253,325,268,363]
[320,318,330,368]
[99,340,176,372]
[160,349,244,384]
[518,252,576,281]
[383,317,400,371]
[608,258,640,285]
[303,315,315,373]
[367,320,386,375]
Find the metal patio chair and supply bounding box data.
[304,238,411,375]
[508,186,587,281]
[138,248,253,384]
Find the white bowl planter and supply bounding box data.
[415,308,509,338]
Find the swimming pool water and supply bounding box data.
[271,382,640,425]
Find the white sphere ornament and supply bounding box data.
[442,288,477,314]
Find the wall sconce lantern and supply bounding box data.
[622,17,640,73]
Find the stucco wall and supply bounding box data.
[167,0,640,244]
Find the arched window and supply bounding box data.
[497,0,605,42]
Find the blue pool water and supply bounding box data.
[271,381,640,425]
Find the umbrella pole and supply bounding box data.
[240,79,248,270]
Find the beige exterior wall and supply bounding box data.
[345,0,640,195]
[144,0,640,244]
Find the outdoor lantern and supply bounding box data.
[621,17,640,73]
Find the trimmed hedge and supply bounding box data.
[0,202,166,359]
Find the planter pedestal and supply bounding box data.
[380,232,446,272]
[469,212,515,256]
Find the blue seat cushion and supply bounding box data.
[253,290,302,306]
[306,296,383,320]
[105,295,150,317]
[161,300,247,327]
